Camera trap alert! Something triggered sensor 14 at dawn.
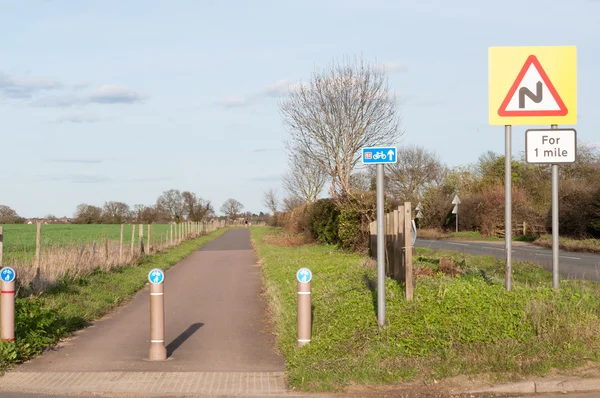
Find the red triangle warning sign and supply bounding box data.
[498,55,568,117]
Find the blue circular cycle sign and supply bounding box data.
[0,267,16,283]
[148,268,164,285]
[296,268,312,283]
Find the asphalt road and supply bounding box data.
[416,239,600,281]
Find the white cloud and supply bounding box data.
[216,96,252,108]
[88,84,148,104]
[372,60,408,74]
[33,84,148,108]
[265,79,294,97]
[250,146,281,153]
[53,113,109,124]
[0,72,62,99]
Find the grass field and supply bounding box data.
[252,226,600,392]
[1,224,177,262]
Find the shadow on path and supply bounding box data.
[167,322,204,357]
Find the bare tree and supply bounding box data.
[102,201,131,224]
[0,205,23,224]
[282,149,327,204]
[262,188,279,214]
[387,145,447,203]
[156,189,185,222]
[280,56,402,197]
[282,196,305,212]
[73,203,103,224]
[182,191,214,222]
[220,198,244,220]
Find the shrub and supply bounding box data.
[309,199,340,245]
[337,192,377,253]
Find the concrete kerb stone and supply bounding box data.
[469,377,600,394]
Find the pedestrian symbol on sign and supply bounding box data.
[0,267,15,283]
[148,268,164,285]
[296,268,312,283]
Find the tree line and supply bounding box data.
[1,190,252,225]
[264,55,600,242]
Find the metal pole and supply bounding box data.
[376,164,385,326]
[297,271,312,348]
[505,125,512,291]
[551,124,559,289]
[456,206,459,233]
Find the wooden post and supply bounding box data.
[139,224,145,254]
[404,202,414,301]
[75,244,86,273]
[393,208,401,280]
[369,221,376,257]
[130,224,136,258]
[170,223,173,246]
[35,222,42,279]
[119,224,124,263]
[88,240,97,269]
[147,224,151,253]
[0,226,3,266]
[104,238,109,267]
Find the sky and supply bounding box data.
[1,0,599,218]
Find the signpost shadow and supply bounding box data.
[166,322,204,357]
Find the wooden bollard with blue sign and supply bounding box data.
[148,268,167,360]
[297,267,312,348]
[1,266,16,342]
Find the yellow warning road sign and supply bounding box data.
[488,46,577,125]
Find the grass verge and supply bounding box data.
[418,228,600,254]
[252,226,600,392]
[0,228,228,372]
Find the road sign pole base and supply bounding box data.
[148,342,167,361]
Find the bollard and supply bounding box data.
[0,267,16,342]
[148,268,167,360]
[296,267,312,348]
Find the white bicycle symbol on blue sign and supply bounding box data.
[372,151,386,160]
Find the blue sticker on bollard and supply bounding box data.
[296,268,312,283]
[148,268,164,285]
[0,267,15,283]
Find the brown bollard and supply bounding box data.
[296,267,312,348]
[148,268,167,360]
[1,267,16,342]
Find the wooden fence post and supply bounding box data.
[404,202,414,301]
[88,240,97,269]
[147,224,151,253]
[119,224,124,263]
[0,226,3,266]
[139,224,145,254]
[35,222,42,280]
[130,224,136,259]
[104,238,109,268]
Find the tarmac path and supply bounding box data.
[0,229,289,397]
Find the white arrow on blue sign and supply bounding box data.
[148,268,164,285]
[0,267,16,283]
[296,268,312,283]
[361,147,398,164]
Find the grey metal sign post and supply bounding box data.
[362,146,397,327]
[525,127,577,289]
[451,195,461,233]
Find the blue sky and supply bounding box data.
[2,0,599,218]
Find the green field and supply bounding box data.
[1,224,177,262]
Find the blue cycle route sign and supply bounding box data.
[361,147,398,164]
[148,268,164,285]
[0,267,16,283]
[296,268,312,283]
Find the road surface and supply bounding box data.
[416,239,600,281]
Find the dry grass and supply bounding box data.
[416,228,446,240]
[9,228,219,293]
[262,232,314,247]
[534,234,600,254]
